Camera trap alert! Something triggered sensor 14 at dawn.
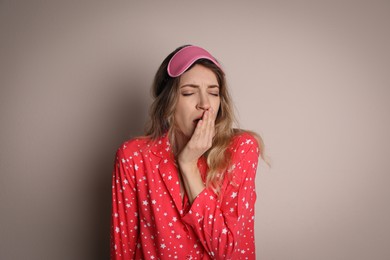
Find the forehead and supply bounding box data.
[179,64,219,86]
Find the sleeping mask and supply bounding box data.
[167,45,223,77]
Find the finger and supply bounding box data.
[203,109,211,134]
[206,109,215,143]
[194,110,209,141]
[199,111,208,135]
[199,110,211,148]
[192,118,203,141]
[201,111,211,143]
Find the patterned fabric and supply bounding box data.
[111,132,259,259]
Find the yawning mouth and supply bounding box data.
[193,118,201,124]
[193,114,204,124]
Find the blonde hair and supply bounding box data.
[145,45,269,191]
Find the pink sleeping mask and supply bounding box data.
[167,45,223,77]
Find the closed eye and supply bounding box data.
[182,93,194,96]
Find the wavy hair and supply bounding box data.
[145,45,268,191]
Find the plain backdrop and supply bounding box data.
[1,1,389,259]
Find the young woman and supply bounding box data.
[111,45,267,259]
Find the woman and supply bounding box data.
[111,45,267,259]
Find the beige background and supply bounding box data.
[1,1,389,259]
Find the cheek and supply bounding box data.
[174,100,186,120]
[213,99,221,115]
[174,105,190,129]
[174,111,184,125]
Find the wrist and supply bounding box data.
[177,159,198,172]
[177,152,197,166]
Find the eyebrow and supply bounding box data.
[179,84,220,89]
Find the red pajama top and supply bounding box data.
[110,132,259,260]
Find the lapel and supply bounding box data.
[150,134,184,213]
[149,134,209,213]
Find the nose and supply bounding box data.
[196,92,210,110]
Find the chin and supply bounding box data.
[176,128,191,139]
[183,131,193,139]
[185,128,196,138]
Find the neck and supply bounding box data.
[174,131,189,156]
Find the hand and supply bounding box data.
[177,108,215,202]
[178,108,216,166]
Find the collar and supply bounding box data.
[149,133,208,171]
[149,133,174,159]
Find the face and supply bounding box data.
[174,64,221,138]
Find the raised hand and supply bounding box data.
[177,107,216,202]
[177,107,215,165]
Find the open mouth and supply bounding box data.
[193,114,204,124]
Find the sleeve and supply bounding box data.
[110,147,139,259]
[181,135,260,259]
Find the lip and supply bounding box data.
[193,113,204,124]
[193,118,202,125]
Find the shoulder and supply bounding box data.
[116,135,153,159]
[229,130,260,160]
[230,130,259,149]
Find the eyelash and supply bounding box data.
[181,93,219,97]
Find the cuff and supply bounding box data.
[181,187,218,228]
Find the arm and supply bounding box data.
[181,136,259,259]
[177,109,213,203]
[110,147,139,259]
[178,160,206,203]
